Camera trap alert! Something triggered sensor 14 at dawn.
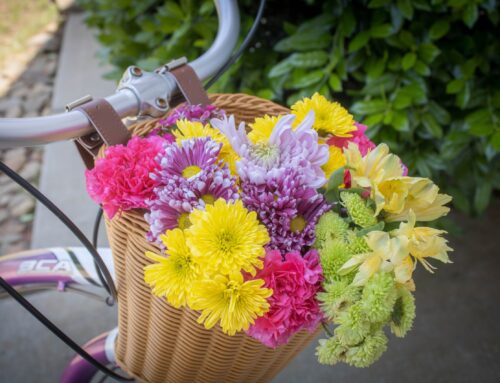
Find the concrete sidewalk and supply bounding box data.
[1,10,500,383]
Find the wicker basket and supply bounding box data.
[104,94,320,383]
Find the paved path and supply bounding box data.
[1,10,500,383]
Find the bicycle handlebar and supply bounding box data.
[0,0,240,149]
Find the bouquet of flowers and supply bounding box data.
[86,93,452,368]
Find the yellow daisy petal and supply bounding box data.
[185,199,270,276]
[291,93,356,137]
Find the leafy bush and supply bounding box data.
[79,0,500,215]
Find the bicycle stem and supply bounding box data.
[0,0,240,149]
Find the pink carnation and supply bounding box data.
[327,122,375,156]
[246,249,323,348]
[85,135,166,218]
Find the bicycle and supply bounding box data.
[0,1,262,381]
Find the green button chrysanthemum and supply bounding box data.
[340,191,378,228]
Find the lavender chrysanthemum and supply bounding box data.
[242,168,330,253]
[145,177,198,242]
[155,137,221,181]
[211,112,329,188]
[160,104,225,126]
[189,164,239,207]
[146,137,239,243]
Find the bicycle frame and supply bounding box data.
[0,247,112,291]
[0,247,119,381]
[59,329,119,383]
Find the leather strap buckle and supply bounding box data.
[67,97,130,169]
[164,59,210,107]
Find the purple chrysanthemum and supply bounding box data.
[154,137,221,181]
[145,137,239,243]
[189,163,239,207]
[241,168,330,253]
[145,177,198,242]
[160,104,225,127]
[211,112,329,188]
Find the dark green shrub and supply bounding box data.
[79,0,500,215]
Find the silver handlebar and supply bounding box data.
[0,0,240,149]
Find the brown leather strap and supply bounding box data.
[169,64,210,107]
[74,98,130,169]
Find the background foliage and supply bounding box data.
[79,0,500,215]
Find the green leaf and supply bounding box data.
[402,52,417,70]
[357,222,385,237]
[418,43,440,63]
[414,61,431,76]
[415,158,432,178]
[429,20,450,40]
[327,167,346,191]
[324,189,340,203]
[392,91,412,110]
[366,57,386,79]
[348,31,371,53]
[474,182,492,214]
[290,51,329,68]
[398,83,427,105]
[362,74,397,95]
[275,32,331,52]
[339,8,356,37]
[257,89,274,100]
[363,113,385,126]
[422,113,443,138]
[397,0,414,19]
[328,73,342,92]
[465,108,495,136]
[456,82,471,109]
[446,79,464,94]
[428,101,451,124]
[351,99,387,114]
[287,70,324,89]
[463,4,478,28]
[391,110,410,131]
[490,131,500,151]
[398,30,416,48]
[370,24,393,38]
[268,58,293,78]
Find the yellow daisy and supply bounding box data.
[173,119,239,174]
[190,272,272,335]
[144,229,201,308]
[185,199,269,276]
[248,115,281,144]
[291,93,357,137]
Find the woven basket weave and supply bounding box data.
[104,94,320,383]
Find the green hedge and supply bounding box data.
[79,0,500,215]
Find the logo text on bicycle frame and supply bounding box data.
[18,260,72,273]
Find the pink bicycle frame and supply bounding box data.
[0,247,120,382]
